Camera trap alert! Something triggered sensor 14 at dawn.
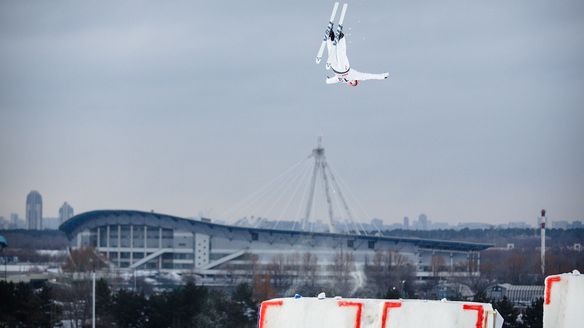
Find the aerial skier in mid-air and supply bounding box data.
[315,3,389,87]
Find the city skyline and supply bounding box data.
[2,190,583,230]
[1,1,583,224]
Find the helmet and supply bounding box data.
[347,80,359,87]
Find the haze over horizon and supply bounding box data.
[1,1,583,225]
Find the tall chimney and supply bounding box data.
[540,209,546,276]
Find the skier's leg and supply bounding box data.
[352,70,390,81]
[336,36,350,71]
[360,72,389,80]
[326,36,339,70]
[326,39,334,56]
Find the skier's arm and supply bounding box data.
[326,76,341,84]
[350,69,389,81]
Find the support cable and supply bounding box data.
[276,162,313,228]
[258,160,307,220]
[327,163,371,235]
[225,158,308,223]
[264,161,311,224]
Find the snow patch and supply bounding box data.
[36,249,67,257]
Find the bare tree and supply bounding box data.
[286,252,301,287]
[62,247,107,272]
[331,249,356,296]
[252,273,276,301]
[431,255,446,277]
[364,250,414,298]
[267,254,289,291]
[54,280,91,328]
[301,252,319,290]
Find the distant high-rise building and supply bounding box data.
[507,221,531,229]
[26,190,43,230]
[403,216,410,230]
[10,213,22,229]
[552,220,569,230]
[571,221,583,229]
[431,222,450,229]
[418,213,428,230]
[59,202,74,224]
[371,218,384,229]
[43,217,60,230]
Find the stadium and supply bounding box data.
[59,209,491,284]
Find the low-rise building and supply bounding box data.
[485,283,544,307]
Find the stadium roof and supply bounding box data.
[60,210,492,252]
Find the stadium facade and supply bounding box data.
[59,210,491,282]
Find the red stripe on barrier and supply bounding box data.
[545,276,561,305]
[259,300,284,328]
[463,304,484,328]
[338,301,363,328]
[380,301,402,328]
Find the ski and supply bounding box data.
[333,3,348,45]
[315,2,340,64]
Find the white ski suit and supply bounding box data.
[325,37,389,85]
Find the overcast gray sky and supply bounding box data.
[1,0,583,225]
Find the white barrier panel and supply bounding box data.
[544,270,583,328]
[259,297,503,328]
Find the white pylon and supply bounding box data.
[302,137,361,235]
[540,209,547,276]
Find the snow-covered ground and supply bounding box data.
[36,249,68,257]
[3,264,49,272]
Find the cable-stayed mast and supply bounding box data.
[303,138,324,225]
[228,137,366,235]
[302,137,360,234]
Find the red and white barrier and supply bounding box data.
[544,270,583,328]
[259,297,503,328]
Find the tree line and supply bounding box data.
[0,280,257,328]
[0,279,544,328]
